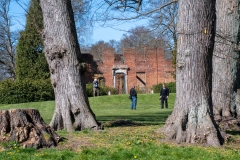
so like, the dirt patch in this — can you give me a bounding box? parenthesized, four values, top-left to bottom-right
(56, 135, 95, 151)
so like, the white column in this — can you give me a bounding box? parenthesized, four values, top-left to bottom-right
(113, 70, 116, 88)
(125, 73, 128, 94)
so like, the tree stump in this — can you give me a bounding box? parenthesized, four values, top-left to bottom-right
(0, 109, 60, 149)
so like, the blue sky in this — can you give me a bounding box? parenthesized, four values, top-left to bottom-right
(10, 1, 147, 44)
(9, 1, 27, 31)
(92, 20, 147, 43)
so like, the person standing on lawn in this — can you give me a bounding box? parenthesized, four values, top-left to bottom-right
(129, 85, 137, 110)
(93, 78, 99, 97)
(159, 83, 169, 109)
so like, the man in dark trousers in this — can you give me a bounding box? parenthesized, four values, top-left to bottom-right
(93, 78, 99, 97)
(159, 83, 169, 109)
(129, 85, 137, 110)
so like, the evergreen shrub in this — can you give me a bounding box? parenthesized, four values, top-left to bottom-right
(152, 82, 176, 93)
(86, 83, 118, 97)
(0, 79, 54, 104)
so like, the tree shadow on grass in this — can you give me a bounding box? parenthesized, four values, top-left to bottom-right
(226, 130, 240, 135)
(96, 110, 172, 127)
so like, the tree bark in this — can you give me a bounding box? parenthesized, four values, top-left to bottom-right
(0, 109, 60, 149)
(39, 0, 100, 132)
(212, 0, 240, 130)
(157, 0, 223, 146)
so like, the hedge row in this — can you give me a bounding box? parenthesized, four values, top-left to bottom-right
(0, 78, 168, 104)
(86, 83, 118, 97)
(0, 79, 54, 104)
(0, 79, 119, 104)
(152, 82, 176, 93)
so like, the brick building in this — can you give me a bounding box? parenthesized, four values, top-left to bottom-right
(82, 47, 175, 94)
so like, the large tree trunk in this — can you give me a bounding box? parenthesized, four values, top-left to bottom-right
(212, 0, 240, 130)
(39, 0, 100, 132)
(157, 0, 223, 146)
(0, 109, 60, 148)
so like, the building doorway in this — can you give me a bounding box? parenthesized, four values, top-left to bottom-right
(115, 73, 125, 94)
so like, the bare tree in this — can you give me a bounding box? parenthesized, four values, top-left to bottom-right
(90, 0, 178, 32)
(71, 0, 93, 45)
(148, 1, 178, 60)
(121, 26, 165, 48)
(108, 39, 122, 54)
(89, 40, 112, 61)
(39, 0, 100, 132)
(119, 25, 168, 60)
(0, 0, 17, 80)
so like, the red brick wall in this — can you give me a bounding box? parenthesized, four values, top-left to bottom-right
(124, 48, 137, 90)
(83, 47, 175, 93)
(145, 48, 158, 88)
(98, 48, 115, 87)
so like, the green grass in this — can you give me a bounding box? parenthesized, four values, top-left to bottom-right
(0, 93, 175, 125)
(1, 93, 240, 160)
(90, 93, 175, 125)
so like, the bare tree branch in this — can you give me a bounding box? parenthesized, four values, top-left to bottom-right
(110, 0, 178, 20)
(0, 0, 16, 80)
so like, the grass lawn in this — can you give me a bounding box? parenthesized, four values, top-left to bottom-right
(0, 93, 240, 160)
(0, 93, 175, 125)
(90, 93, 175, 125)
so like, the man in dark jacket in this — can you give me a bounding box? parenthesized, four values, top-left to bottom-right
(93, 78, 99, 97)
(129, 85, 137, 110)
(159, 83, 169, 109)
